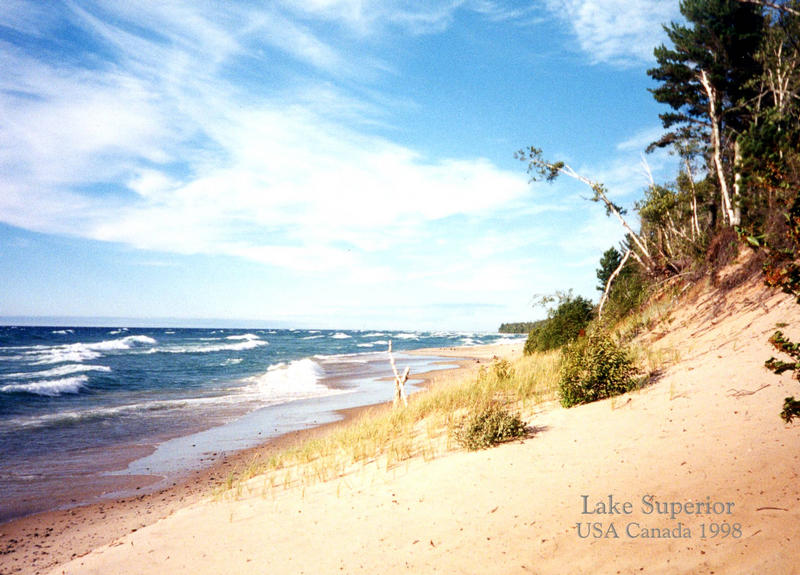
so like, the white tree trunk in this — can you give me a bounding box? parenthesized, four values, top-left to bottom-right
(698, 69, 737, 227)
(598, 249, 631, 319)
(559, 163, 654, 269)
(683, 155, 702, 239)
(388, 341, 409, 408)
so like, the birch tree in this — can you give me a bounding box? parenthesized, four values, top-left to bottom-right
(648, 0, 764, 228)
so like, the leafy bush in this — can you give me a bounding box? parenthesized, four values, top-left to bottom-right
(765, 330, 800, 423)
(454, 403, 525, 450)
(558, 330, 638, 408)
(524, 294, 594, 354)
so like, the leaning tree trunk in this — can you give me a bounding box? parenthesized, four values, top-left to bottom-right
(699, 69, 737, 227)
(683, 155, 702, 240)
(557, 163, 655, 271)
(598, 249, 631, 319)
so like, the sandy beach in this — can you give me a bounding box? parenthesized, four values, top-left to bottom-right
(4, 276, 800, 575)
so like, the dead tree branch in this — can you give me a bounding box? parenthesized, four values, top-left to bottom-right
(388, 340, 410, 408)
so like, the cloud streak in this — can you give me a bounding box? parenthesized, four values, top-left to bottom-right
(542, 0, 681, 66)
(0, 1, 533, 278)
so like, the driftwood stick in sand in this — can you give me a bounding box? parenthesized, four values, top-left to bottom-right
(727, 384, 770, 398)
(388, 340, 410, 408)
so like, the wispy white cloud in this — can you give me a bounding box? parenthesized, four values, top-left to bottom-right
(542, 0, 680, 66)
(0, 1, 533, 279)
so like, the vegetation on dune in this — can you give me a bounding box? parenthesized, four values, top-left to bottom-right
(454, 403, 525, 450)
(523, 292, 594, 354)
(513, 0, 800, 420)
(558, 330, 639, 408)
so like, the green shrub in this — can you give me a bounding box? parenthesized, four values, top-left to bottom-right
(454, 403, 526, 450)
(558, 330, 637, 408)
(524, 294, 594, 354)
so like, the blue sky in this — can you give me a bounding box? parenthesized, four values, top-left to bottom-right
(0, 1, 683, 330)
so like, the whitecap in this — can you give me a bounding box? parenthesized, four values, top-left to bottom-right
(1, 375, 88, 396)
(225, 333, 260, 341)
(244, 358, 340, 403)
(20, 335, 157, 365)
(331, 332, 351, 339)
(302, 335, 324, 340)
(51, 329, 74, 335)
(2, 364, 111, 379)
(154, 339, 268, 354)
(394, 333, 419, 340)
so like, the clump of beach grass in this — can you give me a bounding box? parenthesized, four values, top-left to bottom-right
(216, 349, 561, 500)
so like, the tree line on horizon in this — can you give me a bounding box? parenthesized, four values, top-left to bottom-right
(504, 0, 800, 420)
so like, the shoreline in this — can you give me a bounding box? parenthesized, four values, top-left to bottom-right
(0, 341, 518, 575)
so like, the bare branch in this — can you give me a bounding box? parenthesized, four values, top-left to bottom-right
(598, 249, 631, 319)
(388, 340, 409, 408)
(517, 146, 655, 271)
(737, 0, 800, 16)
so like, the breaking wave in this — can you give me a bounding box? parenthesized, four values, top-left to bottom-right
(1, 375, 89, 396)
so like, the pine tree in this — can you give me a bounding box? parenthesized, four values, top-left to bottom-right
(648, 0, 765, 227)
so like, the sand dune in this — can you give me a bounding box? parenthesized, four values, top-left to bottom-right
(42, 276, 800, 574)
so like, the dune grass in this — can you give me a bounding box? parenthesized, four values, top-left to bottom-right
(217, 286, 682, 502)
(215, 349, 561, 500)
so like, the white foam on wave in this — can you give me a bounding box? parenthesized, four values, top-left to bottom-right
(51, 329, 74, 335)
(153, 338, 268, 354)
(331, 332, 351, 339)
(108, 328, 129, 335)
(313, 352, 373, 365)
(302, 335, 324, 340)
(394, 333, 419, 340)
(492, 336, 526, 345)
(225, 333, 260, 341)
(24, 335, 157, 364)
(0, 395, 236, 431)
(363, 332, 386, 338)
(2, 364, 111, 379)
(245, 359, 347, 405)
(357, 343, 375, 348)
(222, 358, 243, 366)
(1, 375, 88, 396)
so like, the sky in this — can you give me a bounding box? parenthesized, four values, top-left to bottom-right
(0, 0, 684, 331)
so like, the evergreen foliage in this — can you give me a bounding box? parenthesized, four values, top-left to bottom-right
(596, 247, 623, 291)
(595, 244, 649, 323)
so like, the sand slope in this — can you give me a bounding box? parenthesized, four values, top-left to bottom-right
(49, 278, 800, 574)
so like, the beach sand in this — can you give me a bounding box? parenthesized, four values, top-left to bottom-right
(6, 275, 800, 575)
